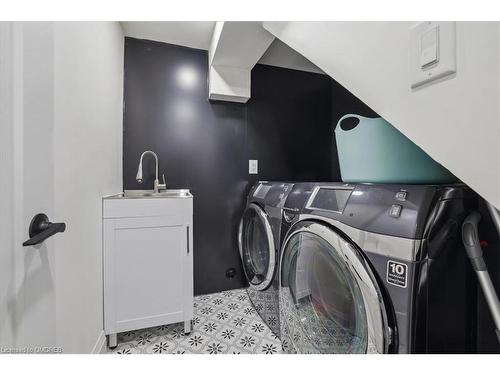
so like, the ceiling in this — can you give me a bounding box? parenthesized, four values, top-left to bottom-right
(259, 39, 324, 74)
(121, 21, 216, 50)
(120, 21, 324, 74)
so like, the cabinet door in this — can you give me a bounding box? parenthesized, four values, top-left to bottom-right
(104, 216, 189, 333)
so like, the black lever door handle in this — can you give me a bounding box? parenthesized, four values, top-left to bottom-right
(23, 213, 66, 247)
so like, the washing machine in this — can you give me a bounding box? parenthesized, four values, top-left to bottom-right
(238, 181, 294, 337)
(279, 182, 477, 354)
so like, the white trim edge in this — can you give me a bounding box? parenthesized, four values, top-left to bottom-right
(91, 330, 107, 354)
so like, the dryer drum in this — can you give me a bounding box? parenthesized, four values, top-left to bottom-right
(238, 203, 276, 291)
(279, 221, 390, 354)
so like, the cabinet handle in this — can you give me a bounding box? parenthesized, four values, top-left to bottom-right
(186, 226, 190, 254)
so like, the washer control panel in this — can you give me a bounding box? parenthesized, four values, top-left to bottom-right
(389, 204, 403, 218)
(395, 191, 408, 201)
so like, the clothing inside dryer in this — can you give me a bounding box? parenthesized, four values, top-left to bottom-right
(284, 231, 368, 353)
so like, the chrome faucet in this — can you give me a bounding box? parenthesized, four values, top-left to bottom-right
(135, 150, 166, 193)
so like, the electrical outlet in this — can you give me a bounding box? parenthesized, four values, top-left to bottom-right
(249, 160, 258, 174)
(225, 268, 236, 279)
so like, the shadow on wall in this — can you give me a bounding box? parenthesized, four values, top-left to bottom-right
(2, 245, 56, 344)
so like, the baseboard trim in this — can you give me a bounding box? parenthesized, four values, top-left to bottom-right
(91, 330, 107, 354)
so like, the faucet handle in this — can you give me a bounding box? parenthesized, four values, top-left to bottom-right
(158, 173, 167, 191)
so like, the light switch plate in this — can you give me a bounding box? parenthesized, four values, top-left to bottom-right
(419, 26, 439, 68)
(249, 160, 258, 174)
(410, 21, 456, 89)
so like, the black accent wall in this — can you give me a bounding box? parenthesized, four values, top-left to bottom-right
(247, 64, 335, 184)
(246, 65, 379, 186)
(123, 38, 247, 295)
(123, 37, 377, 295)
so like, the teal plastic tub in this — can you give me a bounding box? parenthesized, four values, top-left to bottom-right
(335, 114, 457, 184)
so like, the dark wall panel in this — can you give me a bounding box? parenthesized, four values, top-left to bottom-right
(247, 64, 335, 185)
(123, 38, 379, 295)
(246, 64, 379, 187)
(123, 38, 247, 295)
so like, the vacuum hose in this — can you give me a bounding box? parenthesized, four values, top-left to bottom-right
(462, 211, 500, 343)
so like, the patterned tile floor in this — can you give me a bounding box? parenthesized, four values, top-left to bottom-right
(110, 288, 283, 354)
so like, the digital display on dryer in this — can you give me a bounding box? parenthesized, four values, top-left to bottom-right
(253, 184, 272, 199)
(307, 188, 353, 213)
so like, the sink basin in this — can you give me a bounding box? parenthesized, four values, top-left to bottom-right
(121, 189, 191, 199)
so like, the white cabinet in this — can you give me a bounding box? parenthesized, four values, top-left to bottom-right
(102, 193, 193, 347)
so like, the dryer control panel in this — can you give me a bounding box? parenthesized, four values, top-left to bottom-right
(305, 185, 353, 213)
(301, 183, 469, 240)
(342, 184, 437, 239)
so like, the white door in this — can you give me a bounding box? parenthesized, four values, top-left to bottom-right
(0, 22, 59, 353)
(0, 21, 123, 353)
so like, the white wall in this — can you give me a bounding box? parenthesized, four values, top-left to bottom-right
(264, 22, 500, 208)
(52, 22, 124, 353)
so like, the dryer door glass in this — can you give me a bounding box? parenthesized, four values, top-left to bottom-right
(280, 222, 388, 353)
(239, 204, 276, 291)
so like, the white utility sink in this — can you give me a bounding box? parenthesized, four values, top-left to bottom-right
(102, 188, 194, 348)
(115, 189, 192, 199)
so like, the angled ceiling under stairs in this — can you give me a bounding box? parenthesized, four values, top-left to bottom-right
(264, 21, 500, 208)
